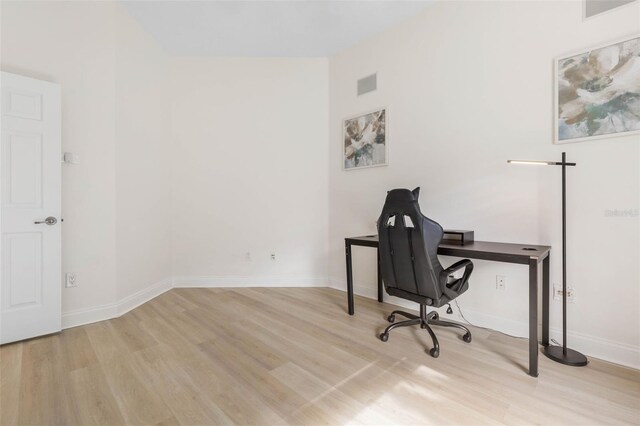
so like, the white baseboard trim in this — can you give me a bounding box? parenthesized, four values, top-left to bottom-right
(328, 277, 640, 370)
(117, 277, 173, 316)
(547, 329, 640, 371)
(455, 307, 640, 369)
(61, 303, 118, 330)
(173, 275, 327, 288)
(63, 275, 325, 329)
(61, 277, 173, 329)
(62, 275, 639, 370)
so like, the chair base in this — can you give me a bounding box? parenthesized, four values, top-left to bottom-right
(379, 304, 471, 358)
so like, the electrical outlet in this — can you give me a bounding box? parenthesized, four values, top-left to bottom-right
(567, 286, 575, 303)
(65, 273, 77, 288)
(496, 275, 506, 290)
(554, 284, 575, 303)
(270, 252, 276, 261)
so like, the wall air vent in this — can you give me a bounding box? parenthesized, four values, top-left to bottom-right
(357, 73, 377, 96)
(585, 0, 637, 18)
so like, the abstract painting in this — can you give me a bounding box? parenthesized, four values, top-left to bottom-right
(555, 35, 640, 143)
(343, 108, 387, 170)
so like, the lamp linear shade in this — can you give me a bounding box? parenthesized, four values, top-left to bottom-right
(507, 160, 556, 165)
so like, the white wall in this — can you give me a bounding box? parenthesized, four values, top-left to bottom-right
(169, 58, 329, 286)
(1, 1, 119, 314)
(1, 1, 329, 323)
(1, 1, 173, 323)
(328, 0, 639, 367)
(114, 6, 172, 301)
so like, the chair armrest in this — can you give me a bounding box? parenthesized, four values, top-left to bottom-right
(440, 259, 474, 286)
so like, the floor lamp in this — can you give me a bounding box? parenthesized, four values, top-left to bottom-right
(508, 152, 588, 367)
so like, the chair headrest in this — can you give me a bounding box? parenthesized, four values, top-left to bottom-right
(385, 187, 420, 204)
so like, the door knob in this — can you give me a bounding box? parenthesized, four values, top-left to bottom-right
(34, 216, 57, 225)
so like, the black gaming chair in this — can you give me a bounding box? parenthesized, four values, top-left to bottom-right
(377, 187, 473, 358)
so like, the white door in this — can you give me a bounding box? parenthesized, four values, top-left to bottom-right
(1, 72, 61, 344)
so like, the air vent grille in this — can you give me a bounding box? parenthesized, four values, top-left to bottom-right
(357, 73, 377, 96)
(585, 0, 636, 18)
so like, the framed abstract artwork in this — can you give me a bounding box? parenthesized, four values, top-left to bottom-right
(554, 34, 640, 144)
(343, 108, 387, 170)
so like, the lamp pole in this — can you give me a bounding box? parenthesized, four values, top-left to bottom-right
(508, 152, 587, 366)
(562, 151, 568, 357)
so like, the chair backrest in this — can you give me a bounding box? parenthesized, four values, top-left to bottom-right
(377, 187, 444, 301)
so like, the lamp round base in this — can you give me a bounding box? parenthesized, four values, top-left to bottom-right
(543, 345, 588, 366)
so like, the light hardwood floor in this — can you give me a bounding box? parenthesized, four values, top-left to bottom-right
(1, 287, 639, 425)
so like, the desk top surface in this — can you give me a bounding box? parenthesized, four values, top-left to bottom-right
(345, 235, 551, 264)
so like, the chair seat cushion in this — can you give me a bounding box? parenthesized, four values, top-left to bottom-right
(385, 279, 469, 308)
(386, 287, 437, 306)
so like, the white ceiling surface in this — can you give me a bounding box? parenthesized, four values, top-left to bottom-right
(120, 1, 435, 57)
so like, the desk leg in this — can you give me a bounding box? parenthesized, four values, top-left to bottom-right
(377, 247, 383, 303)
(346, 242, 354, 315)
(542, 256, 550, 347)
(528, 259, 539, 377)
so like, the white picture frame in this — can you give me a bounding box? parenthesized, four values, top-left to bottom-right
(554, 34, 640, 144)
(342, 107, 388, 170)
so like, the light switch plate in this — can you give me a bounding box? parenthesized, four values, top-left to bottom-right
(63, 152, 80, 164)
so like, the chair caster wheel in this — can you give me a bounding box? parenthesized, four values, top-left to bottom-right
(429, 348, 439, 358)
(387, 314, 395, 323)
(380, 333, 389, 342)
(463, 333, 472, 343)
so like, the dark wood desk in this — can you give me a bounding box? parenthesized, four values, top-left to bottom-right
(345, 235, 551, 377)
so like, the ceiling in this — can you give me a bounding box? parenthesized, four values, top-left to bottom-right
(121, 0, 434, 57)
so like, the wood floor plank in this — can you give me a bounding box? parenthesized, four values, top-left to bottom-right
(270, 361, 399, 425)
(130, 344, 233, 425)
(181, 345, 288, 425)
(109, 313, 160, 354)
(58, 326, 99, 372)
(0, 342, 23, 425)
(198, 337, 307, 419)
(2, 287, 638, 426)
(16, 336, 79, 425)
(66, 364, 126, 425)
(99, 354, 175, 425)
(84, 320, 134, 363)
